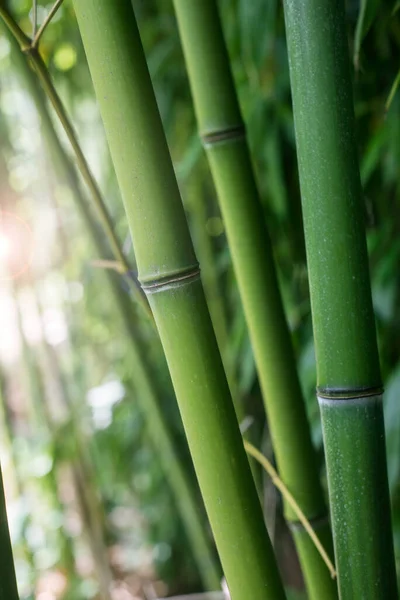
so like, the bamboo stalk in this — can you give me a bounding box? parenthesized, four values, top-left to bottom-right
(72, 1, 286, 598)
(171, 2, 336, 597)
(283, 1, 398, 597)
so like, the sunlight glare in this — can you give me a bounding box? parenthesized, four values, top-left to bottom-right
(0, 234, 11, 260)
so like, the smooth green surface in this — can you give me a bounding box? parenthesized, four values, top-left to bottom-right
(72, 1, 286, 597)
(149, 280, 285, 598)
(4, 25, 221, 590)
(172, 2, 335, 597)
(320, 396, 397, 598)
(283, 0, 398, 596)
(283, 0, 380, 390)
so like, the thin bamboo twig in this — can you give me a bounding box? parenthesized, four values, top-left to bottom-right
(28, 52, 150, 314)
(32, 0, 64, 49)
(32, 0, 37, 37)
(0, 8, 151, 319)
(244, 441, 336, 579)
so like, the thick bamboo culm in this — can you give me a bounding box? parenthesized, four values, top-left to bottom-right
(283, 0, 398, 597)
(171, 2, 336, 598)
(1, 23, 222, 591)
(72, 1, 286, 598)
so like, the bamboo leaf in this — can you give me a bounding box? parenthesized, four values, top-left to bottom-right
(354, 0, 380, 70)
(384, 365, 400, 492)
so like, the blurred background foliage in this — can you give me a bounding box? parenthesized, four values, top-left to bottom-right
(0, 0, 399, 598)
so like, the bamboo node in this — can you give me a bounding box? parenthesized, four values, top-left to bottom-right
(141, 265, 201, 294)
(317, 385, 384, 400)
(201, 124, 246, 147)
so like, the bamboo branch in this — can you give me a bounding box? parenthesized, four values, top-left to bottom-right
(32, 0, 37, 37)
(244, 441, 336, 580)
(32, 0, 64, 49)
(0, 7, 152, 320)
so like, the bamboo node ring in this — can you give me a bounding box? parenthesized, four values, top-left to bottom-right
(317, 385, 384, 400)
(141, 265, 201, 293)
(201, 124, 246, 147)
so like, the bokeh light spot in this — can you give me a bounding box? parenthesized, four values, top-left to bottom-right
(53, 43, 77, 71)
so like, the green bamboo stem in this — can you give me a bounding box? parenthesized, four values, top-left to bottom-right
(185, 182, 263, 492)
(3, 23, 222, 589)
(171, 2, 335, 597)
(72, 2, 286, 598)
(185, 179, 243, 415)
(186, 183, 230, 378)
(283, 1, 398, 597)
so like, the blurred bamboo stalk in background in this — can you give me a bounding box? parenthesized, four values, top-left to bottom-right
(32, 286, 114, 600)
(71, 0, 286, 598)
(171, 2, 336, 598)
(11, 280, 78, 577)
(283, 0, 398, 597)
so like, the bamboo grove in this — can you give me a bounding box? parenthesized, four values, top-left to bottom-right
(0, 0, 399, 599)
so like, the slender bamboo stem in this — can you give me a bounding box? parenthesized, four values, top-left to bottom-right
(184, 179, 243, 420)
(72, 2, 286, 598)
(171, 3, 336, 598)
(283, 1, 398, 597)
